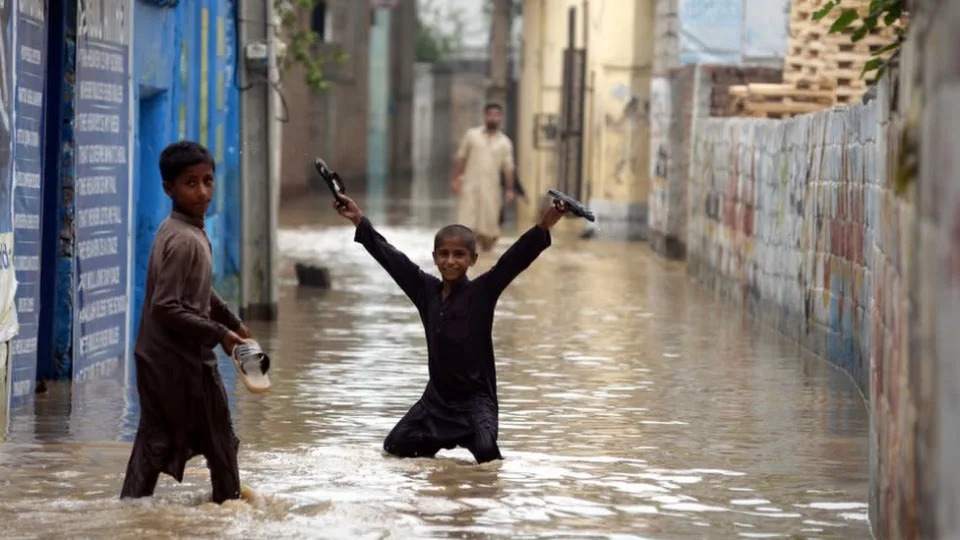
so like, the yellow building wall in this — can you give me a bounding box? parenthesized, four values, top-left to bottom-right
(517, 0, 654, 232)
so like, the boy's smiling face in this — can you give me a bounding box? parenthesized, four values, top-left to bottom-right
(433, 236, 478, 283)
(164, 162, 214, 218)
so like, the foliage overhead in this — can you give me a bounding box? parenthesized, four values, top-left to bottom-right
(811, 0, 908, 85)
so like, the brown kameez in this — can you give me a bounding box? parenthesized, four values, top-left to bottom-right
(120, 210, 243, 503)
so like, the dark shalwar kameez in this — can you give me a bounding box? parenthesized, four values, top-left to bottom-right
(120, 210, 243, 503)
(354, 216, 551, 463)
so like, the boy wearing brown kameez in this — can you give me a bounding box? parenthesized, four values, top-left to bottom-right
(120, 142, 249, 503)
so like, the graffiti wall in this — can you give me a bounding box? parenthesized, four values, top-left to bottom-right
(685, 73, 936, 538)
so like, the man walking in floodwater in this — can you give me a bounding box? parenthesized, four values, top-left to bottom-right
(451, 102, 516, 252)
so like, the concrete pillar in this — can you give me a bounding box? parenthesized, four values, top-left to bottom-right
(913, 1, 960, 538)
(488, 0, 511, 106)
(516, 0, 545, 228)
(238, 0, 278, 320)
(366, 8, 391, 200)
(389, 0, 416, 184)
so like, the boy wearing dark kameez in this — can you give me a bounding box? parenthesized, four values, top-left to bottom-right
(121, 142, 249, 503)
(334, 194, 567, 463)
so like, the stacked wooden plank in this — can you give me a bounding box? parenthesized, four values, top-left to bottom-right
(727, 82, 837, 119)
(785, 0, 904, 106)
(725, 0, 904, 119)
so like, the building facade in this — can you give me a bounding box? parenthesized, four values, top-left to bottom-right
(279, 0, 415, 199)
(1, 0, 242, 421)
(516, 0, 656, 238)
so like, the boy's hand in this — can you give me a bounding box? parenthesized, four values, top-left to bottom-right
(537, 201, 567, 230)
(334, 194, 364, 226)
(237, 323, 252, 339)
(221, 330, 246, 356)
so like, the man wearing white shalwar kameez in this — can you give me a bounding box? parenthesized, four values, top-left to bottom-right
(451, 103, 516, 252)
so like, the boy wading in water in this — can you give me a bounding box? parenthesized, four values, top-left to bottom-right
(334, 194, 567, 463)
(121, 142, 250, 503)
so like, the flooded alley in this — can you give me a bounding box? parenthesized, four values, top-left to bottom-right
(0, 194, 870, 539)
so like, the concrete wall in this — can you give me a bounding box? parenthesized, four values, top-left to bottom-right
(648, 65, 784, 260)
(687, 81, 903, 538)
(389, 1, 416, 183)
(688, 102, 884, 391)
(910, 1, 960, 538)
(418, 59, 488, 188)
(280, 0, 370, 198)
(686, 0, 960, 531)
(652, 0, 679, 76)
(412, 63, 434, 180)
(647, 66, 695, 259)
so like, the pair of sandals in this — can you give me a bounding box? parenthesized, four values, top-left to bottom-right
(316, 157, 597, 223)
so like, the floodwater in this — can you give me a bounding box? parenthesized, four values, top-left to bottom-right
(0, 189, 870, 539)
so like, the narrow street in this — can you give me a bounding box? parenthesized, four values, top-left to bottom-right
(0, 184, 870, 538)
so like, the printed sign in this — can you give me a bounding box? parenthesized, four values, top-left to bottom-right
(10, 0, 49, 406)
(73, 0, 133, 383)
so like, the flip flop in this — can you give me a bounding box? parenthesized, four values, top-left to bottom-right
(231, 341, 271, 393)
(314, 157, 347, 208)
(547, 188, 596, 221)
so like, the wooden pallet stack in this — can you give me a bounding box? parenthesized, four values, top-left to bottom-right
(727, 82, 837, 119)
(726, 0, 904, 119)
(785, 0, 903, 106)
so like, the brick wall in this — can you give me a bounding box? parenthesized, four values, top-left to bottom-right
(686, 78, 913, 536)
(681, 2, 959, 537)
(684, 40, 960, 533)
(648, 65, 784, 259)
(707, 66, 782, 117)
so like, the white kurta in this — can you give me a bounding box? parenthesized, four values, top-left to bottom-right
(455, 126, 515, 238)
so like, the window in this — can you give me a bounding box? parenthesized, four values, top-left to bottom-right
(311, 1, 328, 42)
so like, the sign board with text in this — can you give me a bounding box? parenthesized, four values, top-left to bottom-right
(10, 0, 50, 407)
(73, 0, 134, 384)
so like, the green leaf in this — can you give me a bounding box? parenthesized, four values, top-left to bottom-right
(852, 25, 871, 42)
(876, 39, 902, 56)
(884, 6, 903, 26)
(861, 57, 883, 75)
(867, 64, 888, 85)
(812, 0, 838, 21)
(830, 9, 860, 33)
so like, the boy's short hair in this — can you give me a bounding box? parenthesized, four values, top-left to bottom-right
(484, 102, 503, 113)
(159, 141, 215, 183)
(434, 224, 477, 254)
